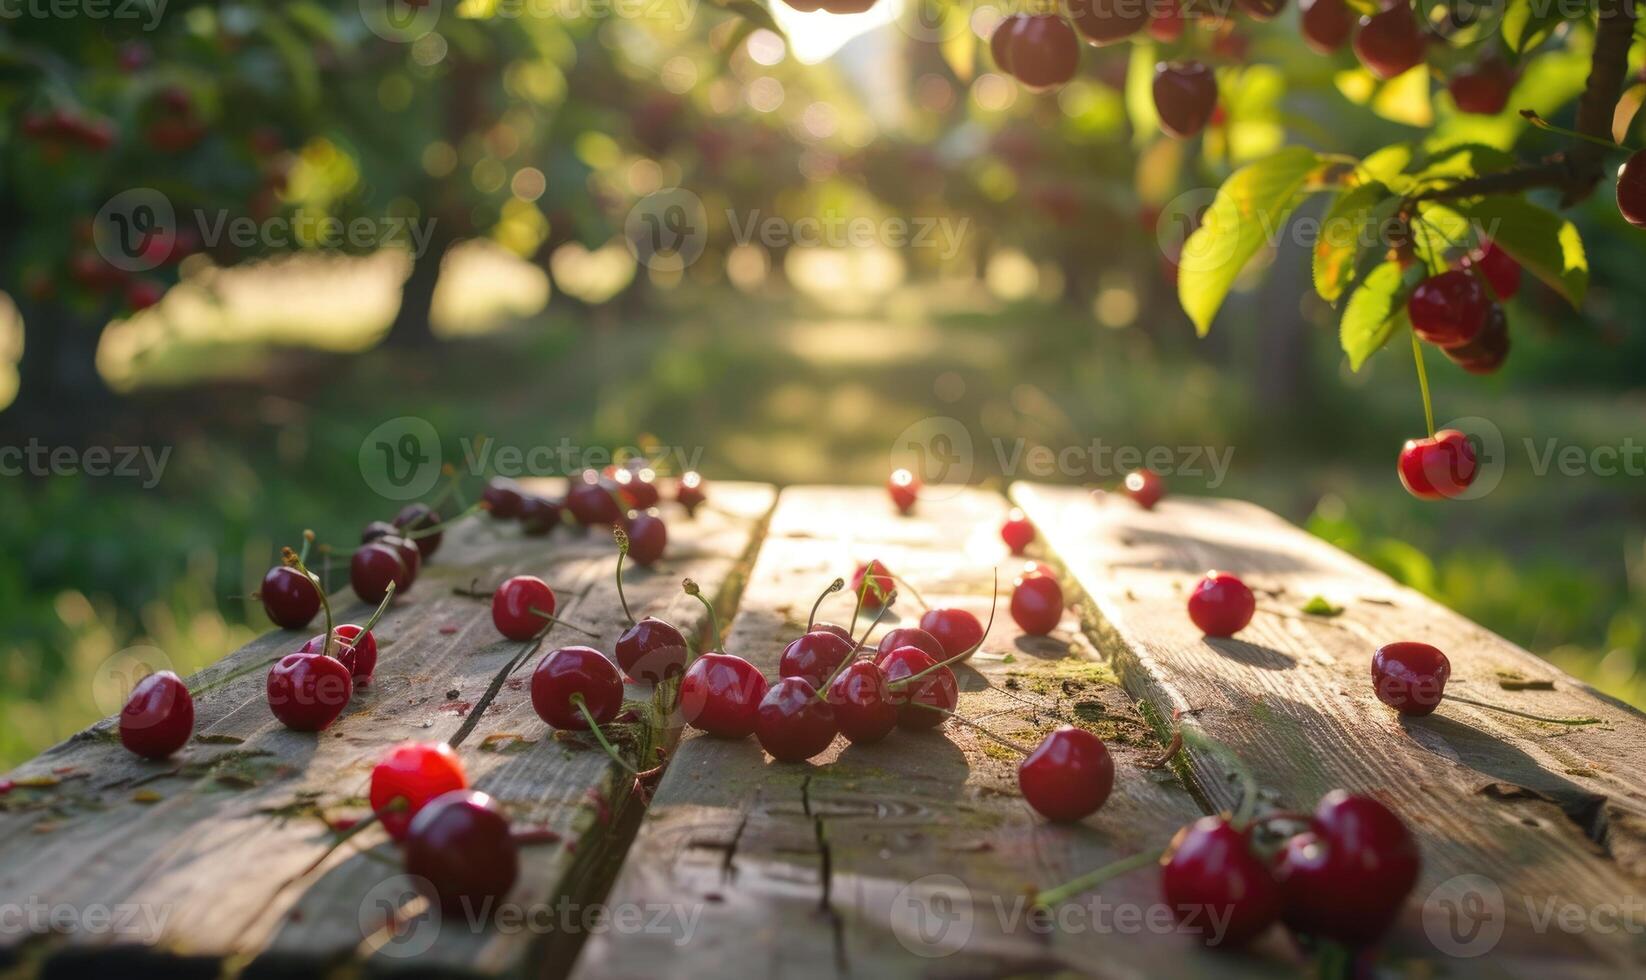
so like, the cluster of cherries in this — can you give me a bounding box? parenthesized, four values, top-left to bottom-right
(20, 105, 117, 154)
(1406, 238, 1519, 376)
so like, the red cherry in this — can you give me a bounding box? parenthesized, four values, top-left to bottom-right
(119, 671, 194, 759)
(755, 677, 838, 762)
(1122, 468, 1165, 509)
(518, 496, 562, 537)
(261, 565, 321, 629)
(676, 471, 707, 516)
(1146, 1, 1184, 43)
(614, 466, 661, 509)
(624, 512, 667, 566)
(1371, 641, 1451, 716)
(851, 560, 895, 610)
(300, 626, 377, 682)
(1068, 0, 1148, 46)
(880, 647, 958, 731)
(1005, 15, 1080, 92)
(810, 622, 856, 645)
(1018, 727, 1113, 822)
(491, 575, 556, 642)
(1353, 5, 1426, 81)
(887, 468, 920, 514)
(1187, 571, 1256, 637)
(1620, 149, 1646, 228)
(362, 521, 398, 544)
(370, 742, 468, 842)
(125, 278, 164, 311)
(1161, 816, 1281, 946)
(1300, 0, 1354, 53)
(990, 14, 1024, 73)
(1443, 303, 1509, 375)
(1010, 574, 1063, 636)
(680, 652, 769, 738)
(393, 503, 443, 557)
(874, 627, 944, 664)
(1001, 508, 1035, 555)
(825, 661, 899, 744)
(616, 617, 688, 683)
(404, 790, 519, 915)
(1397, 428, 1478, 500)
(266, 651, 353, 731)
(531, 646, 624, 730)
(1462, 240, 1521, 301)
(567, 471, 624, 527)
(1153, 61, 1218, 140)
(1020, 559, 1058, 580)
(918, 607, 984, 661)
(1274, 792, 1420, 946)
(1449, 57, 1514, 115)
(1237, 0, 1286, 20)
(377, 534, 422, 585)
(482, 477, 525, 519)
(779, 631, 855, 689)
(1408, 270, 1488, 348)
(351, 542, 409, 606)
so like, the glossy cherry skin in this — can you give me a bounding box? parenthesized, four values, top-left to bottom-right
(491, 575, 556, 641)
(1371, 641, 1451, 716)
(1449, 58, 1514, 115)
(266, 652, 353, 731)
(1187, 571, 1256, 637)
(887, 468, 920, 514)
(1444, 303, 1509, 375)
(616, 616, 689, 683)
(1123, 468, 1164, 510)
(990, 13, 1024, 73)
(1620, 149, 1646, 228)
(880, 647, 958, 731)
(532, 646, 624, 730)
(370, 741, 468, 842)
(1153, 62, 1218, 140)
(1353, 5, 1425, 81)
(1010, 574, 1063, 636)
(625, 512, 667, 567)
(1005, 15, 1080, 92)
(1067, 0, 1148, 47)
(826, 661, 899, 744)
(779, 631, 856, 689)
(1397, 429, 1478, 500)
(755, 677, 838, 762)
(676, 472, 707, 516)
(300, 626, 376, 682)
(1000, 510, 1035, 556)
(567, 472, 624, 528)
(1161, 816, 1281, 947)
(1463, 240, 1521, 301)
(518, 496, 562, 537)
(119, 671, 195, 759)
(351, 542, 409, 606)
(379, 534, 422, 586)
(919, 607, 984, 662)
(851, 560, 895, 609)
(615, 467, 661, 509)
(1300, 0, 1354, 54)
(810, 622, 856, 645)
(482, 477, 525, 520)
(1274, 791, 1420, 946)
(1409, 270, 1489, 348)
(393, 503, 443, 558)
(404, 790, 519, 915)
(680, 653, 769, 738)
(361, 520, 398, 544)
(261, 565, 321, 629)
(875, 627, 944, 664)
(1018, 727, 1113, 822)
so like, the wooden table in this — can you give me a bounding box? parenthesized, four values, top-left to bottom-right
(3, 482, 1643, 977)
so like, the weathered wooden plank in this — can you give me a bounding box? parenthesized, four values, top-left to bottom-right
(1012, 482, 1646, 970)
(0, 481, 776, 976)
(571, 487, 1270, 978)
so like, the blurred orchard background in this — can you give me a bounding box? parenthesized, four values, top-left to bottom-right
(2, 1, 1645, 766)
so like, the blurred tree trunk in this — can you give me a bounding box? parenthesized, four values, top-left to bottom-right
(383, 235, 452, 349)
(4, 300, 113, 436)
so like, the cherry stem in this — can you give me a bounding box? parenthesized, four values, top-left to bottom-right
(191, 654, 283, 697)
(1178, 726, 1261, 828)
(887, 573, 930, 611)
(1447, 693, 1602, 726)
(288, 549, 334, 660)
(1410, 331, 1436, 439)
(806, 578, 845, 631)
(1521, 109, 1629, 151)
(613, 526, 635, 626)
(814, 590, 896, 702)
(404, 501, 483, 540)
(1031, 849, 1162, 908)
(887, 569, 998, 689)
(528, 607, 599, 638)
(359, 580, 396, 635)
(571, 693, 638, 774)
(683, 578, 721, 655)
(427, 464, 462, 510)
(297, 530, 315, 566)
(908, 702, 1032, 755)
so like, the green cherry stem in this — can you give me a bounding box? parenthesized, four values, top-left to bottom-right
(613, 526, 635, 626)
(297, 529, 315, 565)
(359, 580, 396, 635)
(813, 590, 897, 703)
(1521, 109, 1633, 152)
(683, 578, 722, 656)
(571, 693, 638, 774)
(1447, 693, 1601, 726)
(1179, 725, 1261, 828)
(288, 548, 335, 659)
(528, 607, 600, 638)
(806, 578, 845, 631)
(1032, 849, 1163, 909)
(1410, 331, 1436, 439)
(907, 702, 1032, 754)
(404, 501, 484, 540)
(887, 569, 998, 689)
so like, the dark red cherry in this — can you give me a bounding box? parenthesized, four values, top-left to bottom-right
(851, 560, 895, 610)
(351, 541, 409, 606)
(1005, 15, 1080, 92)
(1274, 791, 1420, 946)
(1123, 468, 1164, 509)
(1067, 0, 1148, 47)
(567, 471, 624, 528)
(755, 677, 838, 762)
(531, 646, 624, 730)
(1300, 0, 1354, 53)
(482, 477, 525, 519)
(1371, 641, 1451, 716)
(266, 651, 353, 731)
(392, 502, 443, 558)
(1443, 303, 1509, 375)
(404, 790, 518, 915)
(1153, 61, 1218, 140)
(1353, 5, 1426, 81)
(887, 468, 920, 514)
(1620, 149, 1646, 228)
(779, 630, 856, 689)
(880, 647, 958, 731)
(1010, 574, 1063, 637)
(1462, 240, 1521, 301)
(1001, 508, 1035, 555)
(300, 627, 375, 682)
(119, 671, 194, 759)
(370, 741, 468, 842)
(874, 627, 944, 664)
(676, 471, 707, 516)
(1408, 270, 1488, 348)
(679, 652, 769, 738)
(378, 534, 422, 585)
(261, 565, 321, 629)
(491, 575, 556, 642)
(810, 622, 856, 645)
(361, 520, 398, 544)
(1397, 428, 1478, 500)
(1187, 571, 1256, 637)
(614, 466, 661, 509)
(1236, 0, 1286, 20)
(918, 607, 984, 661)
(616, 617, 689, 683)
(1018, 726, 1113, 822)
(826, 661, 899, 744)
(624, 512, 667, 567)
(1449, 57, 1514, 115)
(990, 13, 1024, 73)
(1161, 816, 1281, 946)
(518, 496, 562, 536)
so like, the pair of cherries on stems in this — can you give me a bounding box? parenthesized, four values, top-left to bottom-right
(268, 556, 403, 732)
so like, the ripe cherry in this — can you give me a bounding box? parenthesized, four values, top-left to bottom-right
(300, 625, 374, 681)
(1449, 57, 1514, 115)
(875, 627, 944, 663)
(676, 471, 707, 516)
(612, 527, 689, 683)
(1146, 1, 1184, 43)
(361, 520, 397, 544)
(404, 790, 519, 915)
(880, 647, 959, 731)
(1444, 303, 1509, 375)
(267, 651, 353, 731)
(1620, 149, 1646, 228)
(755, 677, 838, 762)
(1397, 428, 1478, 500)
(811, 622, 856, 645)
(119, 671, 195, 759)
(887, 468, 920, 514)
(351, 541, 409, 606)
(378, 534, 422, 585)
(624, 512, 667, 567)
(826, 661, 899, 744)
(1274, 791, 1420, 946)
(1001, 508, 1035, 555)
(1018, 727, 1113, 822)
(852, 560, 895, 610)
(567, 471, 624, 528)
(1300, 0, 1354, 53)
(990, 13, 1024, 73)
(531, 646, 624, 730)
(1122, 468, 1165, 510)
(518, 496, 562, 537)
(1353, 5, 1426, 81)
(1153, 62, 1218, 140)
(1187, 571, 1256, 637)
(482, 477, 525, 520)
(614, 465, 661, 509)
(1011, 573, 1063, 637)
(261, 565, 321, 629)
(492, 575, 556, 642)
(919, 607, 985, 662)
(1408, 270, 1489, 348)
(1067, 0, 1148, 47)
(1462, 240, 1521, 301)
(392, 502, 443, 558)
(780, 630, 855, 689)
(1371, 641, 1450, 716)
(1003, 15, 1081, 92)
(1161, 816, 1281, 946)
(680, 652, 769, 738)
(370, 741, 468, 842)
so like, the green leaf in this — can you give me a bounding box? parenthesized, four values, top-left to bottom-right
(1501, 0, 1563, 55)
(1301, 596, 1345, 616)
(715, 0, 785, 38)
(1360, 144, 1416, 190)
(1340, 261, 1418, 371)
(1411, 201, 1472, 268)
(1179, 146, 1321, 335)
(1314, 182, 1389, 303)
(1125, 40, 1159, 145)
(1451, 197, 1588, 308)
(1615, 82, 1646, 145)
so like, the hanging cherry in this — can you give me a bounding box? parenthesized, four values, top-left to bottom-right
(1449, 57, 1515, 115)
(1153, 62, 1218, 140)
(1353, 4, 1426, 81)
(1067, 0, 1148, 47)
(1300, 0, 1354, 53)
(1617, 149, 1646, 228)
(1408, 270, 1489, 348)
(1397, 428, 1478, 500)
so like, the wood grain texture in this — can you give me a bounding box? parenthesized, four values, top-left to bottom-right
(572, 487, 1280, 979)
(1012, 483, 1646, 972)
(0, 481, 776, 977)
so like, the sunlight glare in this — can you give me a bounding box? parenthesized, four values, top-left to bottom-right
(770, 0, 903, 65)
